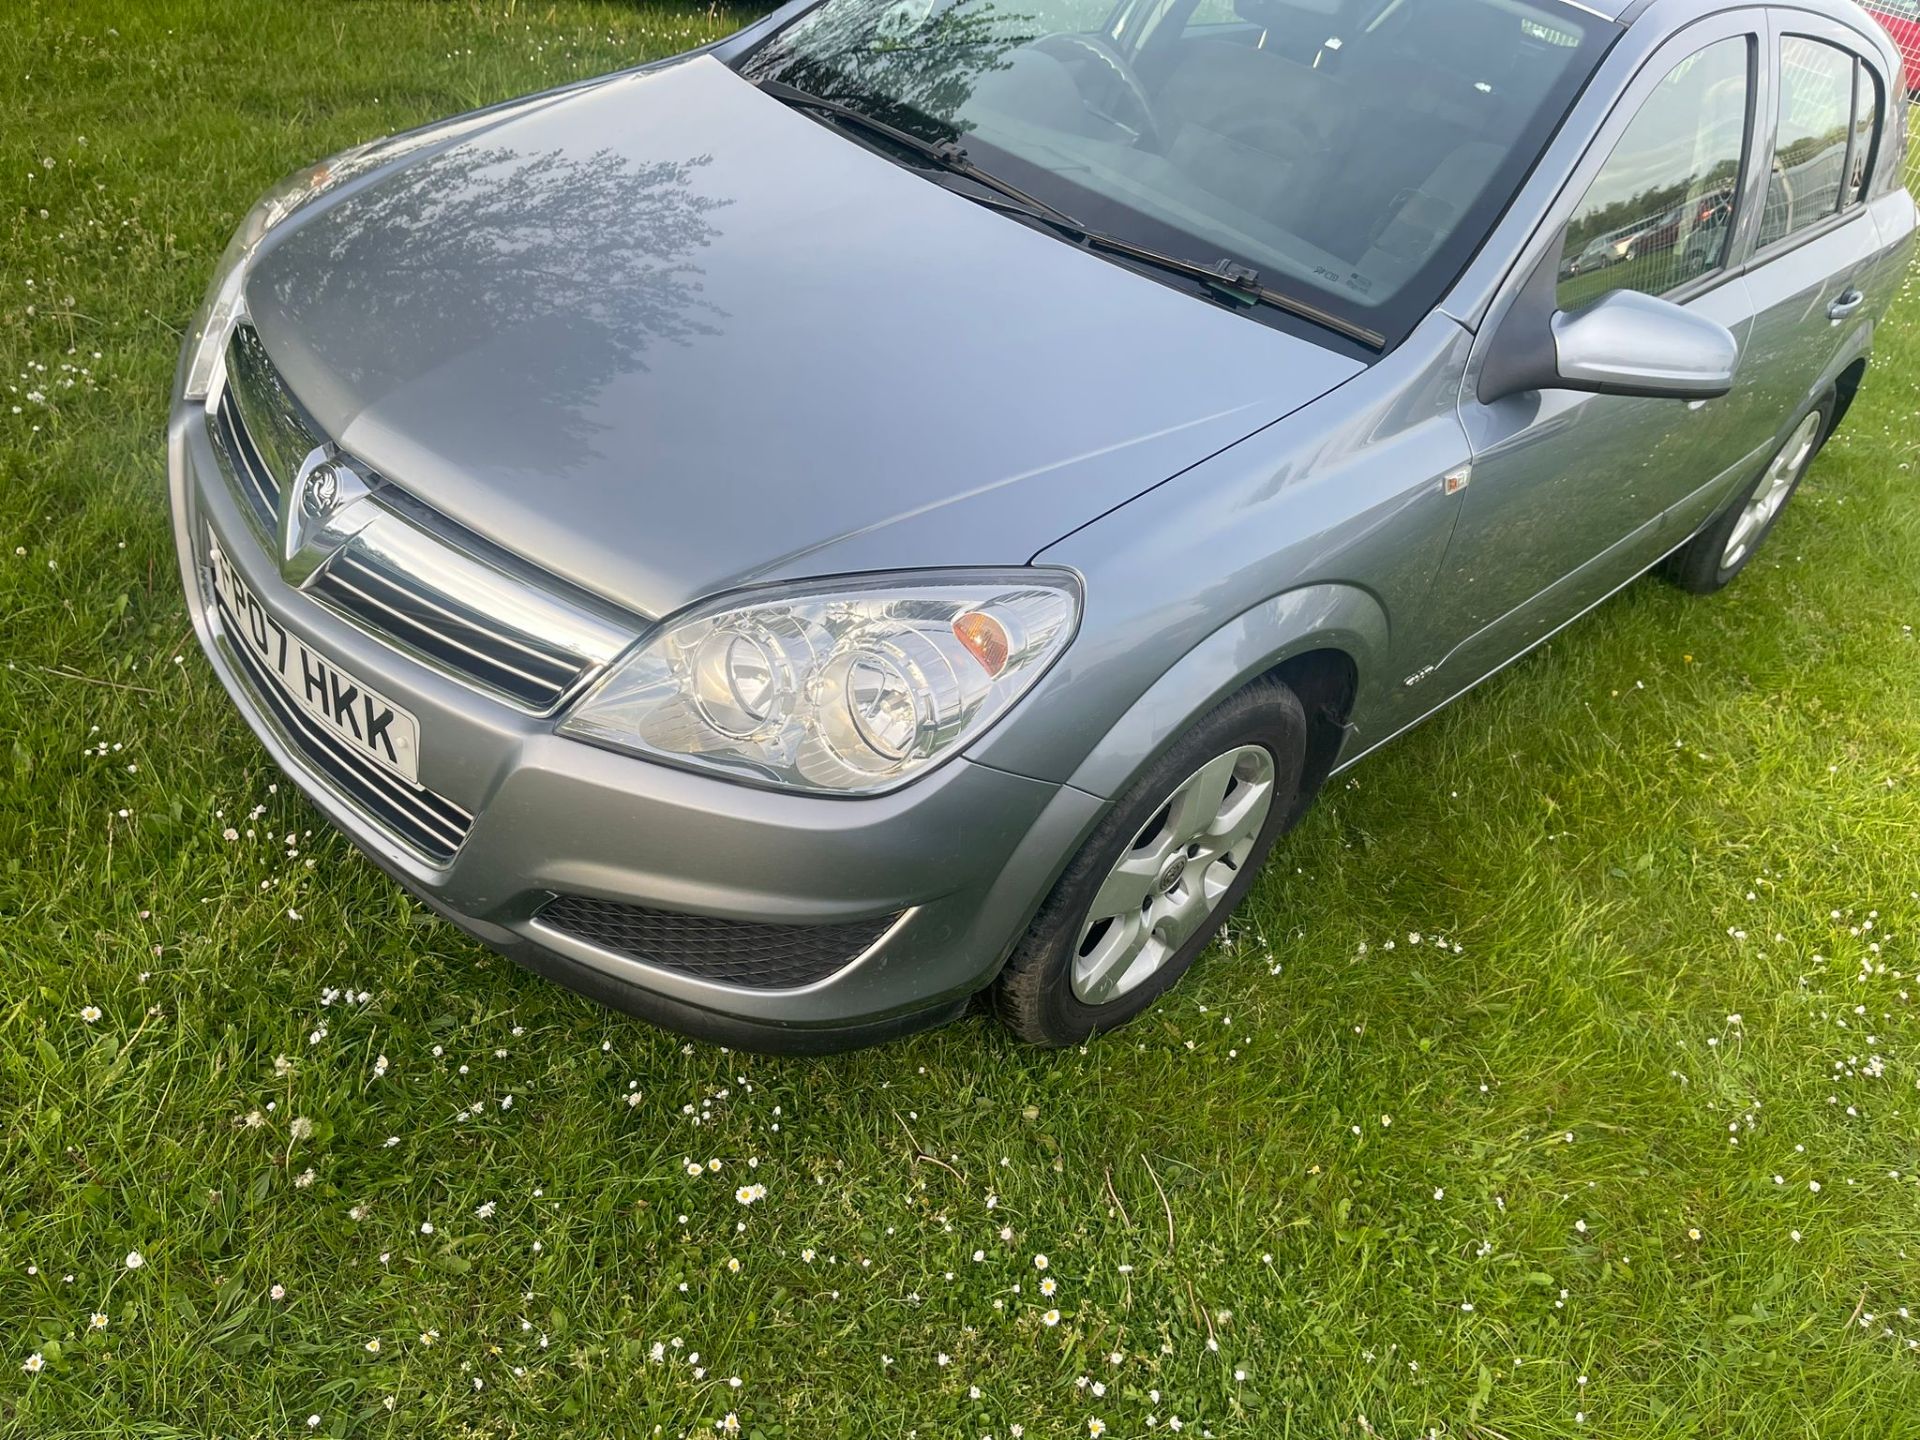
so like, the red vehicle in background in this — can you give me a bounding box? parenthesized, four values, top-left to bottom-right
(1864, 0, 1920, 95)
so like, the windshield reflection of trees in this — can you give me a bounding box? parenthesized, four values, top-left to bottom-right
(740, 0, 1042, 137)
(259, 143, 730, 467)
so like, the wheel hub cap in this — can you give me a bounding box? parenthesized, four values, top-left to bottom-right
(1070, 743, 1277, 1005)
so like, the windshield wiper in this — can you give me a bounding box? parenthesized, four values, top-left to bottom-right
(980, 195, 1386, 350)
(754, 77, 1384, 351)
(754, 80, 1080, 222)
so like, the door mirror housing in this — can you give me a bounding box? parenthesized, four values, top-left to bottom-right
(1478, 245, 1740, 405)
(1548, 290, 1738, 400)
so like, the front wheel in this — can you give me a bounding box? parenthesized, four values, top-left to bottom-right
(993, 678, 1307, 1045)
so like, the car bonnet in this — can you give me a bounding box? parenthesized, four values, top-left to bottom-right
(241, 55, 1365, 618)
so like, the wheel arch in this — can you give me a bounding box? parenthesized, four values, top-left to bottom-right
(1267, 646, 1359, 828)
(1829, 355, 1869, 438)
(1061, 582, 1383, 806)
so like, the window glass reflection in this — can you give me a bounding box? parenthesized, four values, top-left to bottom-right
(1556, 37, 1748, 310)
(1757, 37, 1855, 247)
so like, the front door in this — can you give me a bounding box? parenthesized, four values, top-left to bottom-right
(1419, 22, 1764, 700)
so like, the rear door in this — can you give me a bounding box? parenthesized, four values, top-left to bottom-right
(1703, 12, 1887, 535)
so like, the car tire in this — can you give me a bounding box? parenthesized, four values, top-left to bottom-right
(992, 677, 1307, 1046)
(1665, 394, 1833, 595)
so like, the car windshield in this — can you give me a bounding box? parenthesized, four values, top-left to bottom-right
(737, 0, 1612, 348)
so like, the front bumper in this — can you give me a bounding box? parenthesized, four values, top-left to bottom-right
(168, 400, 1106, 1049)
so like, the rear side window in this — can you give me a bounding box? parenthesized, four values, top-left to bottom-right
(1756, 37, 1866, 246)
(1844, 61, 1880, 205)
(1556, 37, 1751, 310)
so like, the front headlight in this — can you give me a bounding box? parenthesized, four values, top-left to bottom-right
(559, 572, 1080, 795)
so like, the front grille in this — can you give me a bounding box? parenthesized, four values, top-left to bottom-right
(209, 323, 323, 537)
(204, 322, 638, 713)
(218, 598, 475, 865)
(536, 894, 903, 989)
(208, 386, 280, 533)
(309, 527, 600, 711)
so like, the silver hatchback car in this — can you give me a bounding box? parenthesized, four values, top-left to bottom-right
(170, 0, 1914, 1049)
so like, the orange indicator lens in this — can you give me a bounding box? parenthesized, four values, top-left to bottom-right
(952, 611, 1010, 676)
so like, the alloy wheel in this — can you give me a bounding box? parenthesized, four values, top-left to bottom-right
(1070, 744, 1275, 1004)
(1722, 410, 1822, 570)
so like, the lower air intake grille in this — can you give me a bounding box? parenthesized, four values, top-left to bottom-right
(220, 607, 474, 865)
(537, 895, 901, 989)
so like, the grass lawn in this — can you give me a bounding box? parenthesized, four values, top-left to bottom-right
(4, 2, 1920, 1435)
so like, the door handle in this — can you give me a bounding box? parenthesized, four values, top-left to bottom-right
(1827, 288, 1866, 321)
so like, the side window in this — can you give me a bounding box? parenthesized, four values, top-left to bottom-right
(1844, 61, 1880, 206)
(1756, 38, 1858, 247)
(1557, 38, 1751, 311)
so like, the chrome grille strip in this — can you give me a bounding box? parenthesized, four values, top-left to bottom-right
(323, 560, 573, 688)
(351, 511, 635, 672)
(209, 388, 280, 532)
(318, 554, 580, 702)
(329, 549, 592, 675)
(307, 508, 634, 712)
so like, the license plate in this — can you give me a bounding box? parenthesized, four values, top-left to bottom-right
(206, 528, 422, 783)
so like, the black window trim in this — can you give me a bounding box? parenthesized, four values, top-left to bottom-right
(1839, 46, 1883, 205)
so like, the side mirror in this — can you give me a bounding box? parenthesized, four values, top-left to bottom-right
(1477, 245, 1739, 405)
(1549, 290, 1738, 400)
